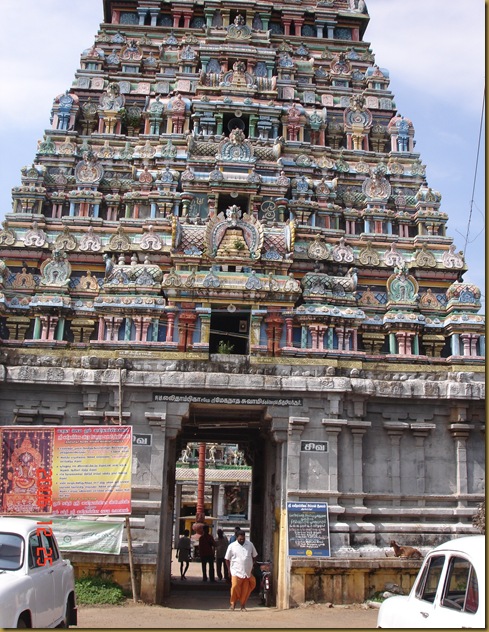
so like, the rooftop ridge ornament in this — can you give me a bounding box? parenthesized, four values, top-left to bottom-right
(40, 249, 71, 288)
(386, 265, 419, 305)
(75, 151, 104, 185)
(205, 206, 264, 259)
(217, 129, 255, 162)
(362, 165, 391, 201)
(226, 14, 251, 39)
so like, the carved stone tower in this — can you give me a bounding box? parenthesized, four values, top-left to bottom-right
(0, 0, 484, 608)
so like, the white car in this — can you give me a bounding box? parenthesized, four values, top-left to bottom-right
(0, 517, 77, 628)
(377, 535, 485, 628)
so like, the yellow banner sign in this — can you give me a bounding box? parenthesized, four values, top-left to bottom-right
(0, 426, 132, 515)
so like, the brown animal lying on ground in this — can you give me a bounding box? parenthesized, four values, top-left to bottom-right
(390, 540, 423, 559)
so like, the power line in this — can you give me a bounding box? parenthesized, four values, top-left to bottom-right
(463, 87, 485, 255)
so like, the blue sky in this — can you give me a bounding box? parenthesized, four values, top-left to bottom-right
(0, 0, 484, 310)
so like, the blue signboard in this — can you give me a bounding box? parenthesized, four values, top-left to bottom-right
(287, 501, 330, 557)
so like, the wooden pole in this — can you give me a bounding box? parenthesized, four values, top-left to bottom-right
(118, 367, 123, 425)
(119, 367, 137, 603)
(196, 442, 206, 524)
(125, 516, 138, 603)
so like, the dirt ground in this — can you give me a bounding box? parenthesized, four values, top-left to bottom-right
(77, 562, 378, 629)
(76, 599, 379, 629)
(75, 558, 379, 629)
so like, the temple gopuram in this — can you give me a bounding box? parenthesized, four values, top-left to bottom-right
(0, 0, 484, 608)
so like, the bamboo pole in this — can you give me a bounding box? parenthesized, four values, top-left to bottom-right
(119, 367, 137, 603)
(126, 516, 138, 603)
(118, 367, 123, 425)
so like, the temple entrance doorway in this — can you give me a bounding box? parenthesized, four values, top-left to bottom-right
(169, 405, 275, 594)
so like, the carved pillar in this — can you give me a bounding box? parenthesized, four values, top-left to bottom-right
(6, 316, 30, 341)
(38, 316, 48, 340)
(98, 316, 107, 341)
(265, 310, 283, 356)
(71, 318, 95, 343)
(349, 421, 371, 505)
(149, 8, 159, 26)
(250, 309, 265, 351)
(284, 317, 293, 348)
(449, 423, 475, 507)
(460, 334, 471, 356)
(328, 393, 342, 419)
(293, 17, 304, 34)
(310, 325, 319, 351)
(132, 316, 142, 342)
(174, 483, 183, 543)
(395, 331, 406, 355)
(287, 417, 309, 492)
(362, 331, 385, 355)
(321, 418, 347, 500)
(410, 423, 436, 504)
(317, 326, 327, 351)
(112, 317, 123, 341)
(406, 332, 415, 355)
(270, 418, 289, 610)
(151, 404, 186, 604)
(282, 18, 291, 36)
(470, 334, 479, 356)
(166, 312, 175, 342)
(44, 316, 58, 341)
(349, 328, 357, 351)
(137, 8, 146, 25)
(141, 317, 151, 342)
(182, 10, 192, 28)
(153, 412, 176, 599)
(383, 422, 409, 504)
(336, 326, 344, 351)
(218, 484, 226, 516)
(196, 308, 211, 347)
(177, 308, 197, 351)
(211, 484, 220, 522)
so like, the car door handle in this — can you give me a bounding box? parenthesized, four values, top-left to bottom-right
(420, 612, 429, 618)
(48, 569, 54, 574)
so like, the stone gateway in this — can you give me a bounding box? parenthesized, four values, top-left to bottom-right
(0, 0, 484, 610)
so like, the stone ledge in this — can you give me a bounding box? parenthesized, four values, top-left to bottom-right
(290, 557, 422, 570)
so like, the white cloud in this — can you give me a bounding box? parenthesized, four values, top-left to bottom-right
(366, 0, 485, 114)
(0, 0, 101, 127)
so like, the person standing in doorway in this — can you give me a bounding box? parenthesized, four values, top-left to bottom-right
(176, 529, 192, 580)
(198, 524, 216, 582)
(225, 529, 258, 611)
(215, 528, 229, 581)
(228, 525, 240, 544)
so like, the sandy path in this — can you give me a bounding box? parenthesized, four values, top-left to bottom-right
(77, 597, 379, 629)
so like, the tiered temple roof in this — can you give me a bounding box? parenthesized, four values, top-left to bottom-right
(0, 0, 484, 362)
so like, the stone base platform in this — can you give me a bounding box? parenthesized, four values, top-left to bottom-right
(66, 551, 422, 606)
(289, 557, 422, 606)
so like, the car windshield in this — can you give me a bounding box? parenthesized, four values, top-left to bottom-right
(0, 532, 24, 570)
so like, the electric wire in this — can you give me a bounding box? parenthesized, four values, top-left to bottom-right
(463, 87, 485, 255)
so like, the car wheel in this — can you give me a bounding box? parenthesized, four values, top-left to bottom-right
(17, 618, 28, 628)
(60, 597, 75, 628)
